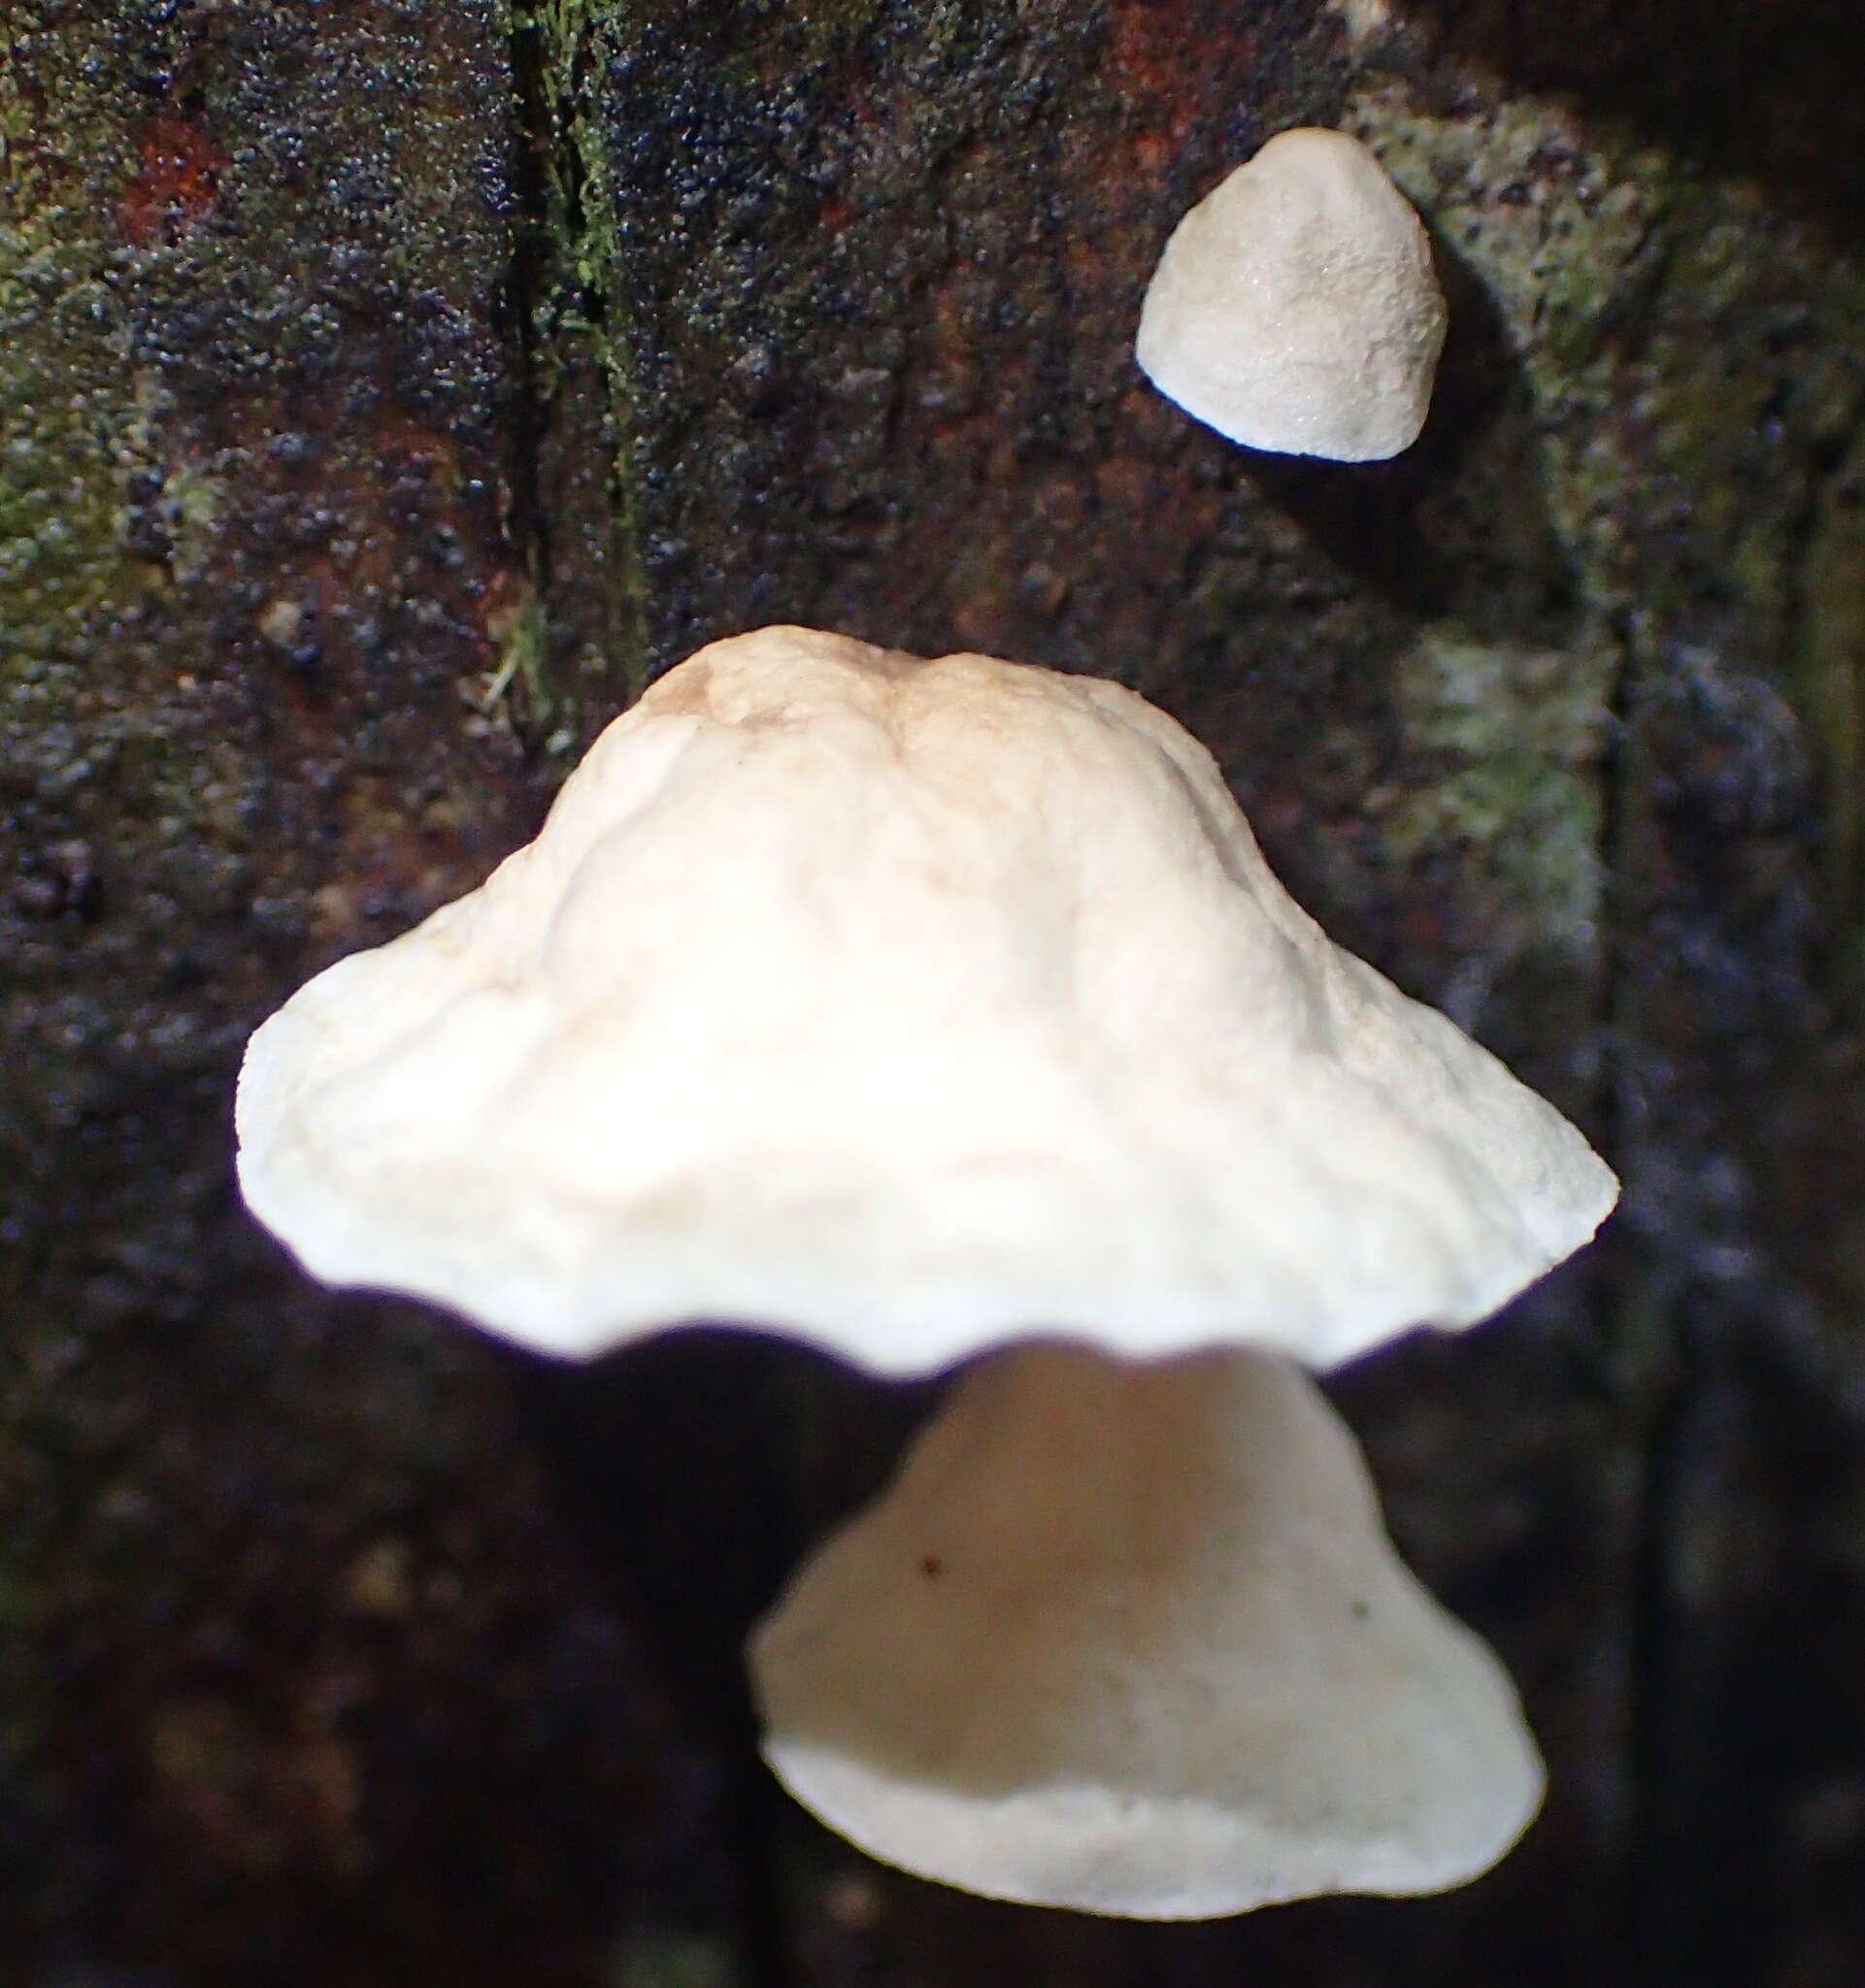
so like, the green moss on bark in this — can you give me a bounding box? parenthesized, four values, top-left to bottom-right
(514, 0, 652, 706)
(0, 16, 155, 678)
(1387, 625, 1612, 956)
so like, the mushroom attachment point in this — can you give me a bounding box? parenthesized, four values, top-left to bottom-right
(750, 1341, 1546, 1918)
(1136, 126, 1449, 461)
(235, 623, 1615, 1375)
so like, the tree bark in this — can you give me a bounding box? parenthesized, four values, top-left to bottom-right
(5, 2, 1865, 1983)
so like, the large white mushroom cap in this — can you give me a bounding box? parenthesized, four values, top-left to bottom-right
(750, 1341, 1546, 1917)
(1136, 127, 1449, 461)
(235, 623, 1615, 1375)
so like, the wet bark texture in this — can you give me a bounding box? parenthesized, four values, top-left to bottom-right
(5, 1, 1865, 1983)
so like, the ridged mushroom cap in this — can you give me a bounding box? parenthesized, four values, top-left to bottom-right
(236, 623, 1614, 1375)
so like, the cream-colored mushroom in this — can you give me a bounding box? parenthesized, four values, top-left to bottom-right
(236, 624, 1612, 1375)
(1136, 126, 1448, 460)
(236, 623, 1613, 1920)
(750, 1341, 1544, 1918)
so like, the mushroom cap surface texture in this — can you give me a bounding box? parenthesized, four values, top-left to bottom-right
(1136, 126, 1449, 461)
(235, 623, 1615, 1375)
(749, 1341, 1546, 1917)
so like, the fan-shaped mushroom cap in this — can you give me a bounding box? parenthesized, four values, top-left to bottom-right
(750, 1340, 1545, 1917)
(236, 624, 1614, 1375)
(1136, 127, 1449, 460)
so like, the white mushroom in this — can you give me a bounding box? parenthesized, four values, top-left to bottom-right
(1136, 127, 1449, 460)
(236, 624, 1613, 1376)
(236, 623, 1614, 1918)
(750, 1341, 1544, 1918)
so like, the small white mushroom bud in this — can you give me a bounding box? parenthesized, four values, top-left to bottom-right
(1137, 127, 1449, 461)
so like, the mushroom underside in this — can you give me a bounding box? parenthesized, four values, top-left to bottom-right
(749, 1341, 1544, 1919)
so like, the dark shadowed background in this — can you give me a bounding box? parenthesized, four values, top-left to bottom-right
(6, 1, 1865, 1983)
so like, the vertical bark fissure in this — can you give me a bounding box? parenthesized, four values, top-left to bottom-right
(1595, 595, 1688, 1972)
(1623, 1290, 1698, 1982)
(500, 0, 555, 646)
(503, 0, 649, 731)
(498, 22, 796, 1977)
(1782, 389, 1865, 974)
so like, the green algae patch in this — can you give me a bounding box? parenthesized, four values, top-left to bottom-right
(1349, 71, 1865, 988)
(1358, 90, 1662, 389)
(1348, 82, 1669, 599)
(1388, 625, 1613, 956)
(0, 19, 153, 679)
(516, 0, 652, 706)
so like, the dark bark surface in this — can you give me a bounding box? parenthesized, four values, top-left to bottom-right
(5, 2, 1865, 1984)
